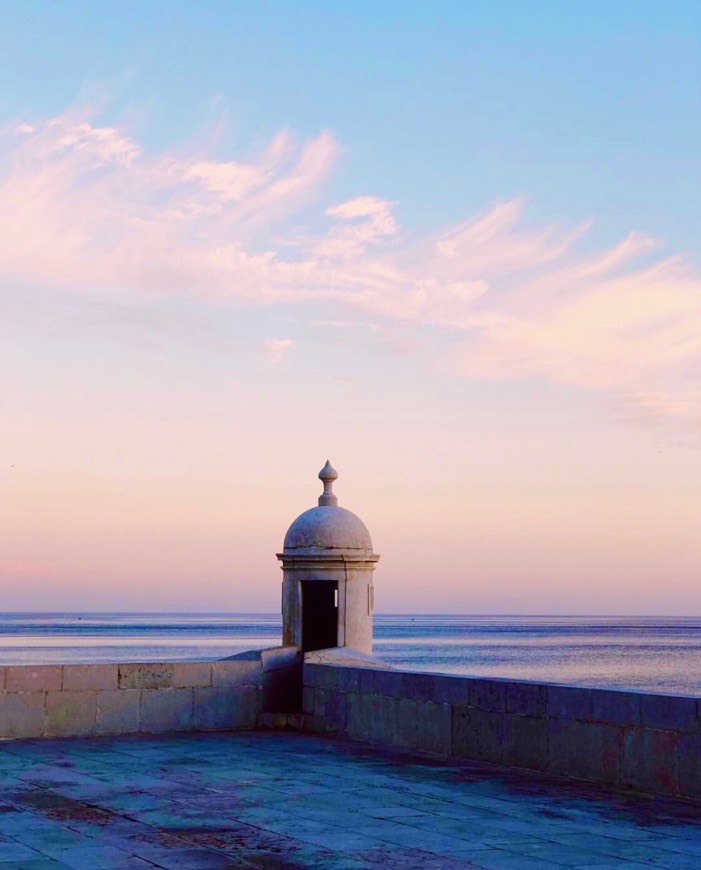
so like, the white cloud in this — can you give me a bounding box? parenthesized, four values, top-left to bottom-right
(54, 121, 141, 165)
(185, 161, 270, 201)
(1, 103, 699, 435)
(316, 195, 399, 258)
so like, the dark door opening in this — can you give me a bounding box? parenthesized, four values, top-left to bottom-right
(301, 581, 338, 652)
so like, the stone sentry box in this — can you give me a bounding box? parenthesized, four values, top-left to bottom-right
(5, 460, 699, 808)
(278, 461, 379, 655)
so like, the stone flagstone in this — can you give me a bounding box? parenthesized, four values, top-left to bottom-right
(0, 731, 700, 868)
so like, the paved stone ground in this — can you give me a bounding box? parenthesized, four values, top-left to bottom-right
(0, 731, 700, 869)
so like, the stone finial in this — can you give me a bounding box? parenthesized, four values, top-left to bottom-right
(318, 460, 339, 506)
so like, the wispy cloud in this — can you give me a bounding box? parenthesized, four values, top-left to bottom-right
(456, 244, 701, 432)
(262, 338, 294, 365)
(2, 104, 700, 434)
(315, 195, 399, 258)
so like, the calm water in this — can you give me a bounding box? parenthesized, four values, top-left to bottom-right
(0, 614, 700, 696)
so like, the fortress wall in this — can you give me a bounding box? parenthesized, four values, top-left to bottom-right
(303, 661, 701, 802)
(3, 651, 698, 805)
(0, 651, 299, 740)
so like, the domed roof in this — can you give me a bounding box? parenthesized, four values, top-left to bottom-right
(282, 461, 374, 554)
(284, 505, 373, 552)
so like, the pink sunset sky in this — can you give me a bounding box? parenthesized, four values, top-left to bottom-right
(2, 4, 699, 613)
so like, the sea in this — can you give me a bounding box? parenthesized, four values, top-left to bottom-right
(0, 614, 699, 696)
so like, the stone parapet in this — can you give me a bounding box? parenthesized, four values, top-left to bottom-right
(4, 650, 698, 805)
(302, 661, 701, 803)
(0, 647, 303, 741)
(0, 660, 262, 739)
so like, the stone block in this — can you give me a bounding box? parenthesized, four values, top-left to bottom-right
(302, 686, 315, 715)
(140, 688, 193, 732)
(325, 690, 348, 733)
(400, 672, 435, 702)
(547, 685, 593, 721)
(547, 719, 620, 785)
(5, 665, 62, 692)
(640, 694, 699, 732)
(261, 646, 301, 672)
(303, 663, 337, 690)
(211, 660, 260, 688)
(622, 727, 678, 796)
(416, 701, 452, 755)
(360, 668, 402, 697)
(335, 666, 362, 692)
(45, 691, 96, 738)
(62, 664, 118, 692)
(304, 664, 344, 690)
(469, 679, 507, 712)
(193, 686, 259, 730)
(452, 706, 505, 764)
(506, 682, 548, 717)
(323, 663, 345, 689)
(356, 693, 384, 743)
(395, 697, 419, 749)
(172, 662, 211, 688)
(591, 689, 641, 727)
(302, 663, 325, 688)
(0, 691, 45, 737)
(504, 714, 548, 770)
(313, 689, 327, 719)
(367, 695, 398, 744)
(431, 674, 470, 706)
(119, 663, 173, 690)
(96, 689, 140, 735)
(678, 733, 701, 800)
(346, 692, 372, 742)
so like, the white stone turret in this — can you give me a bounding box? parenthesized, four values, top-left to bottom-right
(277, 462, 379, 655)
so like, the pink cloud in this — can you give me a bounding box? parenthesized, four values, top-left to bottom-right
(54, 121, 141, 165)
(262, 338, 294, 365)
(457, 252, 701, 431)
(185, 161, 270, 201)
(317, 195, 399, 258)
(2, 103, 700, 435)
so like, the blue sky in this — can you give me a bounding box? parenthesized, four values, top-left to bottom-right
(1, 2, 700, 611)
(3, 1, 699, 247)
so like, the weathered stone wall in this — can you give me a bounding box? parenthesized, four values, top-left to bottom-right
(0, 648, 301, 740)
(303, 660, 701, 802)
(4, 648, 698, 804)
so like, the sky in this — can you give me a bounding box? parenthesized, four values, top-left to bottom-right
(1, 1, 700, 614)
